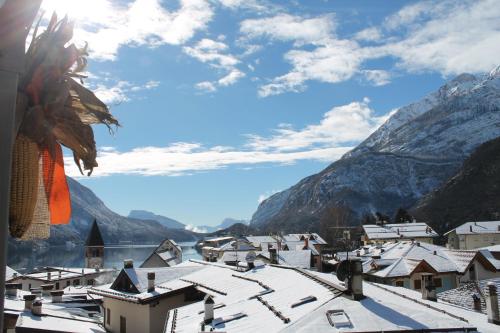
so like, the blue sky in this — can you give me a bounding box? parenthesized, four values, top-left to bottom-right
(41, 0, 500, 228)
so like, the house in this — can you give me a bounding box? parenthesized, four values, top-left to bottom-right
(438, 277, 500, 314)
(281, 234, 326, 270)
(244, 235, 279, 250)
(358, 241, 500, 292)
(202, 238, 256, 262)
(7, 266, 115, 292)
(163, 259, 500, 332)
(141, 239, 182, 268)
(362, 222, 439, 245)
(201, 236, 235, 261)
(257, 249, 312, 269)
(445, 221, 500, 249)
(88, 259, 207, 333)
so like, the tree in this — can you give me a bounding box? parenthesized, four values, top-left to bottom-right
(375, 212, 390, 225)
(394, 208, 413, 223)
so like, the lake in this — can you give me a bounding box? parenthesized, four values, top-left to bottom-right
(8, 242, 201, 273)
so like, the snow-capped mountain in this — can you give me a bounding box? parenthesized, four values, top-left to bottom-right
(250, 67, 500, 231)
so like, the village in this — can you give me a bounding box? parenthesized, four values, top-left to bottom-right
(3, 219, 500, 332)
(1, 0, 500, 332)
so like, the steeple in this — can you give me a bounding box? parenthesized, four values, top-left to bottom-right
(86, 219, 104, 247)
(85, 220, 104, 269)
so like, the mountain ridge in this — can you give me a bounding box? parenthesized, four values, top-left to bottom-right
(251, 68, 500, 232)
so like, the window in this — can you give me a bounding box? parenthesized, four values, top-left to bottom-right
(120, 316, 126, 333)
(395, 280, 404, 287)
(414, 279, 421, 290)
(433, 278, 442, 288)
(55, 282, 60, 290)
(28, 284, 31, 289)
(66, 281, 71, 287)
(106, 308, 111, 325)
(73, 279, 80, 286)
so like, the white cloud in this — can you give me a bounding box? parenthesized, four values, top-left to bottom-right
(354, 27, 382, 42)
(240, 13, 335, 45)
(185, 224, 210, 233)
(41, 0, 214, 61)
(258, 190, 280, 204)
(88, 77, 161, 104)
(245, 1, 500, 97)
(65, 99, 390, 177)
(245, 98, 389, 151)
(217, 0, 280, 14)
(362, 70, 391, 86)
(258, 39, 365, 97)
(382, 0, 500, 75)
(184, 38, 245, 91)
(218, 69, 245, 86)
(195, 81, 217, 92)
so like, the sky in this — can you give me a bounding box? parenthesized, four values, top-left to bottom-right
(39, 0, 500, 229)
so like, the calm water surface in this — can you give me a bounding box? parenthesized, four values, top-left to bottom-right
(8, 242, 201, 273)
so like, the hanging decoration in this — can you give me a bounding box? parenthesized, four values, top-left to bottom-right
(9, 13, 119, 239)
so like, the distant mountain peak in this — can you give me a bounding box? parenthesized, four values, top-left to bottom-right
(128, 210, 185, 230)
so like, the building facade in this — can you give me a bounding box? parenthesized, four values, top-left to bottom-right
(445, 221, 500, 249)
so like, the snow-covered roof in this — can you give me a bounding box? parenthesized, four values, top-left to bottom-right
(480, 244, 500, 252)
(445, 221, 500, 235)
(218, 239, 255, 251)
(245, 236, 278, 247)
(15, 311, 105, 333)
(363, 222, 439, 240)
(6, 266, 18, 281)
(438, 278, 500, 314)
(360, 241, 498, 278)
(89, 262, 206, 303)
(282, 233, 327, 244)
(164, 262, 487, 332)
(282, 241, 320, 255)
(205, 236, 235, 243)
(11, 267, 114, 282)
(258, 250, 311, 269)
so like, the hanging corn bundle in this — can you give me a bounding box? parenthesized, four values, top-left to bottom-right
(10, 13, 119, 240)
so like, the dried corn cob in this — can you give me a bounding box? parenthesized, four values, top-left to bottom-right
(9, 134, 40, 238)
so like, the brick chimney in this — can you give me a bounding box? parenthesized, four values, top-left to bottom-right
(304, 237, 309, 249)
(32, 300, 42, 316)
(472, 294, 482, 311)
(486, 282, 500, 325)
(51, 290, 64, 303)
(147, 272, 155, 292)
(347, 258, 364, 301)
(23, 294, 36, 310)
(124, 259, 134, 269)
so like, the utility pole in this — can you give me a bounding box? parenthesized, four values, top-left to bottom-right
(0, 1, 41, 330)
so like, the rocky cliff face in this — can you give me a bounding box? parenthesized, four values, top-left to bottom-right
(411, 136, 500, 235)
(251, 67, 500, 232)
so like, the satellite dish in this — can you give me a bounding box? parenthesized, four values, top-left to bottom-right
(336, 260, 350, 281)
(245, 251, 257, 263)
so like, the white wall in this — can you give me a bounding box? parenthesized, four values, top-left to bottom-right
(104, 297, 150, 333)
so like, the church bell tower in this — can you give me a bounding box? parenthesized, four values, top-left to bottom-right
(85, 220, 105, 269)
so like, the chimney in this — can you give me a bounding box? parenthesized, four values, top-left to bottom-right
(51, 290, 64, 303)
(472, 294, 482, 311)
(397, 228, 400, 235)
(269, 248, 278, 264)
(5, 283, 21, 297)
(32, 300, 42, 316)
(356, 250, 360, 257)
(147, 272, 155, 292)
(470, 225, 473, 232)
(347, 258, 364, 300)
(124, 259, 134, 269)
(203, 295, 215, 324)
(41, 284, 54, 297)
(24, 294, 37, 310)
(304, 237, 309, 249)
(421, 274, 437, 301)
(433, 250, 437, 255)
(416, 242, 421, 247)
(486, 282, 500, 325)
(47, 272, 51, 281)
